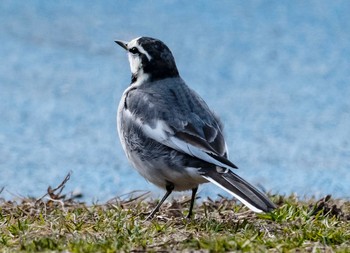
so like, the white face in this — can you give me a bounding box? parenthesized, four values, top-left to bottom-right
(128, 53, 141, 75)
(126, 37, 152, 75)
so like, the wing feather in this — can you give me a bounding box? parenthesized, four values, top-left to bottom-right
(138, 117, 237, 169)
(124, 77, 237, 169)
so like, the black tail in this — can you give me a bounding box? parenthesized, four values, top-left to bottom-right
(201, 168, 276, 213)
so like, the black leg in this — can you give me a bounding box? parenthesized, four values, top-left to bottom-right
(187, 187, 198, 218)
(146, 183, 174, 220)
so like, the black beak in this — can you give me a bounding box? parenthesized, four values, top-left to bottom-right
(115, 40, 128, 50)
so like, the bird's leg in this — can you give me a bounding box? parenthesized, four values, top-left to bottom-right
(146, 182, 174, 220)
(187, 187, 198, 218)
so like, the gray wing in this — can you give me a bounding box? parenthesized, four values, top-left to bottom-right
(124, 77, 238, 169)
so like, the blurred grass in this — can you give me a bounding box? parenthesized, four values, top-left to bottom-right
(0, 174, 349, 252)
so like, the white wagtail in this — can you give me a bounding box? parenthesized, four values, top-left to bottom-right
(115, 37, 275, 219)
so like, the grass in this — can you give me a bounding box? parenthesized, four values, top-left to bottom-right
(0, 174, 349, 252)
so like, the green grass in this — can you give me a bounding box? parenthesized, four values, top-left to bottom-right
(0, 176, 349, 252)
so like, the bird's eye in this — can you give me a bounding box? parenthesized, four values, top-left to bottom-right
(129, 47, 140, 54)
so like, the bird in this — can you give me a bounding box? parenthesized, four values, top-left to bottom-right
(115, 37, 275, 219)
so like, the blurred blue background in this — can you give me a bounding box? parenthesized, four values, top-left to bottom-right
(1, 0, 349, 202)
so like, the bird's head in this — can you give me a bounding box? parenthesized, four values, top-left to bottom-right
(115, 37, 179, 84)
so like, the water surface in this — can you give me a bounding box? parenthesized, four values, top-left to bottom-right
(1, 1, 349, 202)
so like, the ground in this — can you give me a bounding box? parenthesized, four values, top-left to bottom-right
(1, 175, 349, 252)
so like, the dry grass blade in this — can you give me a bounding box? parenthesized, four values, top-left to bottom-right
(35, 172, 73, 204)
